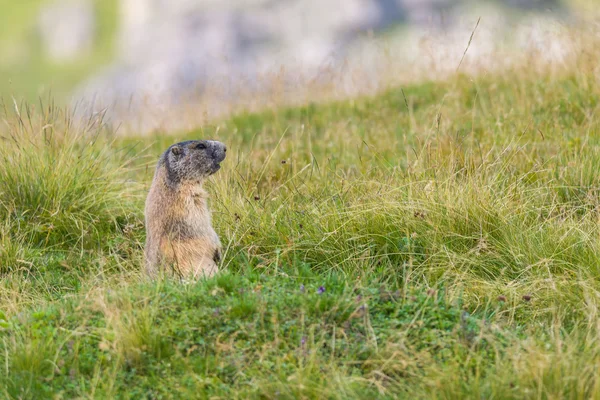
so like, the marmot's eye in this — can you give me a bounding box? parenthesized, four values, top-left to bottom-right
(196, 143, 207, 150)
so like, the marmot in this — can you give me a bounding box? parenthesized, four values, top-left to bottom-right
(144, 140, 227, 280)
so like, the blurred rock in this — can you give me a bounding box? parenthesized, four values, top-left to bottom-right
(38, 0, 95, 62)
(74, 0, 564, 133)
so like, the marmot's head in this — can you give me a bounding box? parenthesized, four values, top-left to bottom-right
(161, 140, 227, 184)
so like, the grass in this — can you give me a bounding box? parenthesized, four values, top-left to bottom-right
(2, 37, 600, 398)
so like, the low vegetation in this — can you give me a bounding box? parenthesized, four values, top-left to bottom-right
(1, 47, 600, 398)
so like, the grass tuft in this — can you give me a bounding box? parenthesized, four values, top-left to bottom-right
(0, 100, 138, 252)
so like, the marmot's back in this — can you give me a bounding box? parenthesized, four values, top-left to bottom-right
(144, 140, 226, 280)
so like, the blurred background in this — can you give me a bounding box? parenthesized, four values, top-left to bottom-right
(0, 0, 594, 132)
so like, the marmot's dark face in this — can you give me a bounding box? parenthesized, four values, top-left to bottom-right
(163, 140, 227, 184)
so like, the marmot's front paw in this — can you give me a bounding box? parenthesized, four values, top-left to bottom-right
(213, 248, 222, 264)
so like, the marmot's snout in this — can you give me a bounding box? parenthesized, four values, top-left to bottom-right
(211, 141, 227, 163)
(207, 140, 226, 173)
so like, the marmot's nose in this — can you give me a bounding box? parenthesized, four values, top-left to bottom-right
(212, 142, 227, 162)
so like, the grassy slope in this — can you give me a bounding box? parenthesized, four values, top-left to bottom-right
(1, 57, 600, 398)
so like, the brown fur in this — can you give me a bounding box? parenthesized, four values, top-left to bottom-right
(144, 140, 226, 280)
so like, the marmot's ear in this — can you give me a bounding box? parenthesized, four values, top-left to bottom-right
(171, 145, 182, 156)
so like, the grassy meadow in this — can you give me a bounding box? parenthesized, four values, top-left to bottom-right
(2, 38, 600, 398)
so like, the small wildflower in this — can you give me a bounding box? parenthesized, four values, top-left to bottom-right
(522, 294, 532, 302)
(301, 336, 307, 346)
(299, 284, 305, 293)
(355, 294, 362, 302)
(351, 304, 367, 319)
(317, 286, 326, 295)
(497, 295, 507, 302)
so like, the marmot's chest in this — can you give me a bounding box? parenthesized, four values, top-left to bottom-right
(183, 194, 210, 221)
(171, 195, 218, 242)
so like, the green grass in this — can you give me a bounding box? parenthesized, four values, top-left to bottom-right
(2, 47, 600, 398)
